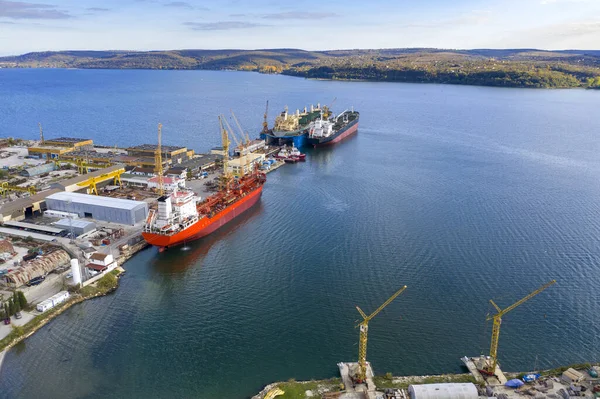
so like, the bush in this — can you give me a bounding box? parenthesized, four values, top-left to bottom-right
(17, 291, 27, 309)
(96, 273, 117, 291)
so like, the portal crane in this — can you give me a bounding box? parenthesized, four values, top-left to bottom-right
(355, 285, 407, 382)
(485, 280, 556, 373)
(155, 123, 164, 196)
(230, 110, 250, 145)
(222, 116, 243, 150)
(218, 116, 231, 189)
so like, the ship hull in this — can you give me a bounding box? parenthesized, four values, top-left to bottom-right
(308, 119, 359, 147)
(142, 186, 263, 248)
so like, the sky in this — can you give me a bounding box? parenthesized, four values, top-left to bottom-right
(0, 0, 599, 55)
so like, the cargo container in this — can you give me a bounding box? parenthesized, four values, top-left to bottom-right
(49, 291, 70, 306)
(36, 299, 54, 312)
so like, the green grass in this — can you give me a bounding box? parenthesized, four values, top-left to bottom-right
(272, 378, 342, 399)
(373, 374, 477, 390)
(0, 297, 77, 351)
(0, 269, 123, 352)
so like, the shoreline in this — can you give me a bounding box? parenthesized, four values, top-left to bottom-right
(1, 67, 599, 90)
(0, 239, 149, 374)
(251, 363, 599, 399)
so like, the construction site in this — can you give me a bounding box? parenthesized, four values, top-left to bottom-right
(254, 281, 600, 399)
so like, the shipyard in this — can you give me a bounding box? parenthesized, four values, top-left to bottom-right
(0, 102, 360, 355)
(0, 102, 598, 399)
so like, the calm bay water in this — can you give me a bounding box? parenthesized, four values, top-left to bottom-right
(0, 69, 599, 398)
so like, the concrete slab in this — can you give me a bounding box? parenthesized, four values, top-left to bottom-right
(0, 310, 35, 341)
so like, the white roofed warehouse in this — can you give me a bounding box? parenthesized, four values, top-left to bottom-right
(408, 383, 478, 399)
(45, 192, 148, 226)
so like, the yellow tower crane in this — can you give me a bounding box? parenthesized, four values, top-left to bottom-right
(155, 123, 165, 196)
(485, 280, 556, 374)
(355, 285, 407, 383)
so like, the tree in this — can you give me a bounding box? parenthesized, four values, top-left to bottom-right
(3, 303, 9, 319)
(17, 291, 27, 309)
(14, 298, 20, 313)
(8, 299, 14, 316)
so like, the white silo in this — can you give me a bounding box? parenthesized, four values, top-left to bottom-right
(70, 258, 82, 285)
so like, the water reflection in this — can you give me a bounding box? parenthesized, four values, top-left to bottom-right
(148, 201, 265, 274)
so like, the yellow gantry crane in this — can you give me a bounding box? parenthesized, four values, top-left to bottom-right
(155, 123, 165, 196)
(485, 280, 556, 374)
(355, 285, 407, 382)
(76, 167, 124, 195)
(0, 182, 37, 197)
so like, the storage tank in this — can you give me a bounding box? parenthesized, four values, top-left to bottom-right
(408, 383, 478, 399)
(71, 258, 82, 285)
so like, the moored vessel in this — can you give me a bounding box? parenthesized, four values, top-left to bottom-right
(142, 119, 266, 249)
(307, 109, 360, 147)
(260, 102, 327, 148)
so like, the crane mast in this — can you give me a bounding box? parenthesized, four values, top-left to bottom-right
(38, 122, 44, 144)
(262, 100, 269, 133)
(218, 116, 231, 188)
(355, 285, 407, 382)
(486, 280, 556, 373)
(155, 123, 164, 196)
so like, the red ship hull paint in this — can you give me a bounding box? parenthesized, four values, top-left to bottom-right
(142, 186, 263, 248)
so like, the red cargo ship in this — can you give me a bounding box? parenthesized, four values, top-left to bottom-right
(142, 170, 266, 249)
(142, 117, 266, 249)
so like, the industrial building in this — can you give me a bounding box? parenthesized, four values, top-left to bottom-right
(27, 137, 93, 159)
(45, 192, 148, 226)
(53, 218, 97, 236)
(408, 383, 478, 399)
(126, 144, 194, 168)
(5, 249, 70, 287)
(0, 188, 62, 221)
(20, 163, 56, 177)
(234, 139, 266, 157)
(228, 153, 265, 177)
(180, 154, 221, 174)
(50, 165, 125, 193)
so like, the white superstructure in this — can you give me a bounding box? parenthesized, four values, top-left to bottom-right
(145, 190, 200, 234)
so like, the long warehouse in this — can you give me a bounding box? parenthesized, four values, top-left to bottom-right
(45, 192, 148, 226)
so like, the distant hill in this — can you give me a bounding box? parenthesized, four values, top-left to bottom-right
(2, 48, 600, 89)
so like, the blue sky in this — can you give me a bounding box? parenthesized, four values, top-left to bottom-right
(0, 0, 599, 55)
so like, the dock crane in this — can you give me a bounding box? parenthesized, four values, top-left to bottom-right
(230, 110, 250, 145)
(155, 123, 164, 196)
(222, 115, 243, 150)
(323, 97, 337, 119)
(355, 285, 407, 383)
(262, 100, 269, 134)
(218, 116, 231, 189)
(484, 280, 556, 374)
